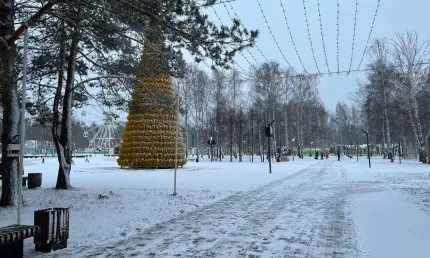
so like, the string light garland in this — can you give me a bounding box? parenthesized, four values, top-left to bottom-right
(336, 0, 340, 74)
(316, 0, 330, 73)
(348, 0, 359, 73)
(211, 5, 251, 76)
(280, 0, 308, 74)
(255, 0, 295, 72)
(302, 0, 321, 74)
(222, 1, 259, 65)
(240, 61, 430, 80)
(227, 1, 270, 63)
(357, 0, 381, 70)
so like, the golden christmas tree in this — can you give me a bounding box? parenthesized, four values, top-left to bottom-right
(117, 39, 187, 168)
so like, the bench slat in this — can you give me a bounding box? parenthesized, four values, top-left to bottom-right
(0, 225, 38, 246)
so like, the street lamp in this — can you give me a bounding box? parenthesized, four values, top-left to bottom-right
(207, 137, 216, 162)
(354, 138, 358, 162)
(16, 26, 30, 225)
(398, 137, 402, 164)
(314, 140, 317, 157)
(310, 141, 314, 157)
(361, 129, 371, 168)
(173, 83, 180, 196)
(292, 138, 295, 162)
(265, 120, 275, 174)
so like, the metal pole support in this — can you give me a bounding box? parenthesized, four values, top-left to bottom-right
(361, 129, 371, 168)
(17, 27, 29, 225)
(427, 133, 430, 164)
(268, 136, 271, 173)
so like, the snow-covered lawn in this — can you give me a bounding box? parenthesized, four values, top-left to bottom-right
(344, 157, 430, 258)
(1, 155, 429, 257)
(1, 155, 312, 256)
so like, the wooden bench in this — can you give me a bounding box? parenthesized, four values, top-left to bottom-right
(276, 156, 289, 162)
(0, 225, 38, 258)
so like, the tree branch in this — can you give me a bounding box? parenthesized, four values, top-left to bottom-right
(8, 0, 65, 46)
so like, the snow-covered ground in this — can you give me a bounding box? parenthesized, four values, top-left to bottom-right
(0, 155, 429, 257)
(344, 157, 430, 258)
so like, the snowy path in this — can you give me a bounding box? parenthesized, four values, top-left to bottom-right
(45, 160, 387, 258)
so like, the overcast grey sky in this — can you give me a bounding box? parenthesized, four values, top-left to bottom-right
(84, 0, 429, 124)
(196, 0, 429, 111)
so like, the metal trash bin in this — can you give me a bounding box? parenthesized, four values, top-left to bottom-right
(34, 208, 69, 252)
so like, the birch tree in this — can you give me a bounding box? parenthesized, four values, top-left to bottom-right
(391, 31, 429, 162)
(251, 62, 282, 159)
(211, 69, 227, 161)
(227, 68, 242, 161)
(282, 68, 294, 149)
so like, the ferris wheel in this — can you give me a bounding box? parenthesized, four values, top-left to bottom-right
(82, 111, 124, 150)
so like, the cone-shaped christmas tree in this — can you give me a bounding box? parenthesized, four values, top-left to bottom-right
(117, 31, 187, 168)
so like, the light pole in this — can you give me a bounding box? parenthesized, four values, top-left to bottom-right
(361, 129, 371, 168)
(398, 137, 402, 164)
(354, 138, 359, 162)
(173, 83, 180, 196)
(310, 141, 313, 157)
(265, 120, 275, 174)
(314, 140, 317, 157)
(17, 26, 29, 225)
(207, 137, 216, 162)
(292, 138, 295, 161)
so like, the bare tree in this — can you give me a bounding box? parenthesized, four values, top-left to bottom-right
(211, 69, 227, 161)
(227, 68, 242, 161)
(282, 68, 294, 150)
(251, 62, 282, 160)
(290, 74, 319, 157)
(391, 31, 429, 162)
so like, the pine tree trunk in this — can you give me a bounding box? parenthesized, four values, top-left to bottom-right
(0, 76, 19, 206)
(0, 0, 20, 207)
(53, 21, 79, 189)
